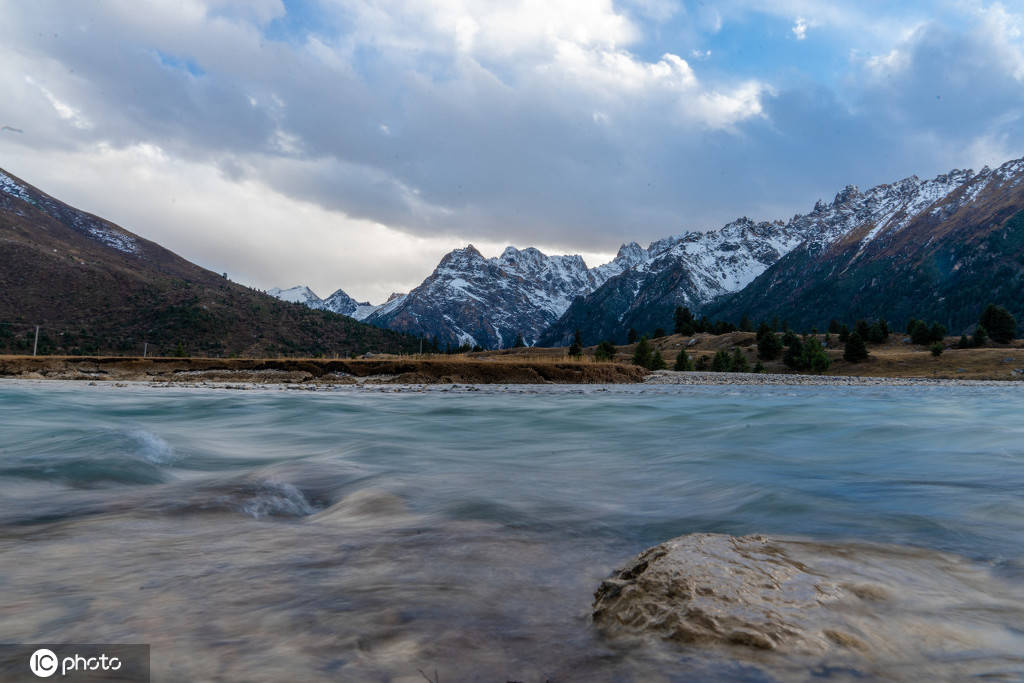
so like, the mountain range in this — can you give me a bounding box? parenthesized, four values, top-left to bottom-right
(0, 168, 419, 357)
(275, 156, 1024, 346)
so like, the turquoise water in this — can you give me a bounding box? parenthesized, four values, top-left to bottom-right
(1, 381, 1023, 680)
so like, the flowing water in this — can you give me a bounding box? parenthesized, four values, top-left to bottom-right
(1, 380, 1023, 681)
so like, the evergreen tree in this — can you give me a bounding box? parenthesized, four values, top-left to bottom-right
(697, 316, 711, 333)
(627, 328, 639, 344)
(979, 304, 1017, 344)
(800, 338, 831, 373)
(783, 336, 804, 369)
(674, 348, 693, 371)
(731, 348, 750, 372)
(855, 319, 871, 340)
(957, 335, 971, 349)
(711, 349, 733, 372)
(512, 333, 526, 348)
(839, 324, 850, 343)
(695, 355, 711, 371)
(653, 328, 666, 339)
(756, 322, 772, 341)
(594, 340, 617, 362)
(753, 360, 765, 373)
(909, 320, 932, 346)
(757, 330, 783, 360)
(843, 331, 869, 362)
(739, 314, 753, 332)
(929, 323, 947, 343)
(568, 329, 584, 359)
(673, 306, 695, 336)
(649, 349, 667, 370)
(867, 321, 886, 344)
(771, 316, 780, 332)
(930, 342, 944, 357)
(174, 341, 186, 358)
(828, 319, 842, 334)
(782, 330, 799, 347)
(973, 324, 988, 347)
(632, 336, 652, 367)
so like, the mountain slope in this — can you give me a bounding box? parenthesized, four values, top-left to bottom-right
(363, 244, 644, 348)
(0, 168, 419, 357)
(542, 158, 1024, 344)
(704, 159, 1024, 333)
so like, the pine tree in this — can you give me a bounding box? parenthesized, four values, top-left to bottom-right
(839, 324, 850, 343)
(632, 336, 652, 367)
(828, 319, 842, 334)
(711, 349, 733, 372)
(855, 319, 871, 340)
(627, 328, 639, 344)
(512, 333, 526, 348)
(973, 324, 988, 347)
(867, 321, 886, 343)
(753, 360, 765, 373)
(649, 349, 667, 370)
(594, 340, 617, 362)
(757, 331, 782, 360)
(674, 306, 696, 335)
(843, 331, 869, 362)
(568, 329, 584, 358)
(653, 328, 666, 339)
(730, 348, 750, 372)
(739, 314, 753, 332)
(957, 335, 971, 349)
(930, 342, 944, 357)
(174, 341, 186, 358)
(979, 304, 1017, 344)
(783, 336, 804, 368)
(800, 337, 831, 373)
(674, 348, 693, 371)
(929, 323, 947, 343)
(909, 320, 932, 346)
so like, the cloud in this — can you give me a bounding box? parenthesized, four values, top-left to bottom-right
(792, 17, 808, 40)
(0, 0, 1022, 296)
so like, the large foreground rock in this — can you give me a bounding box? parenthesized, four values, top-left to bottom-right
(593, 533, 1024, 664)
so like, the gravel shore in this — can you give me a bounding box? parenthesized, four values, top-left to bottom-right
(645, 369, 1022, 386)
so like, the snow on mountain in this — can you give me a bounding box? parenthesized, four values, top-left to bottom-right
(1, 168, 139, 254)
(542, 158, 1024, 345)
(267, 286, 327, 310)
(364, 244, 639, 348)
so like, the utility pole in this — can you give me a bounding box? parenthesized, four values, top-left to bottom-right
(32, 325, 39, 356)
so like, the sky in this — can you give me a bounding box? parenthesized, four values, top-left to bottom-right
(1, 0, 1023, 303)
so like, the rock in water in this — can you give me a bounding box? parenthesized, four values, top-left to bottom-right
(593, 533, 1024, 669)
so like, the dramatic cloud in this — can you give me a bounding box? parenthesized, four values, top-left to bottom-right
(1, 0, 1022, 299)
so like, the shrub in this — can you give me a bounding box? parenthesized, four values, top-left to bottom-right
(594, 340, 617, 362)
(930, 342, 944, 357)
(979, 304, 1017, 344)
(695, 354, 711, 371)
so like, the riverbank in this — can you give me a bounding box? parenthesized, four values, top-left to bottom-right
(0, 355, 646, 384)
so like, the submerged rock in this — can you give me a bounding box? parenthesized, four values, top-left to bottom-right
(593, 533, 1024, 667)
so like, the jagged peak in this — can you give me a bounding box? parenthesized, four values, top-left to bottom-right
(832, 184, 862, 206)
